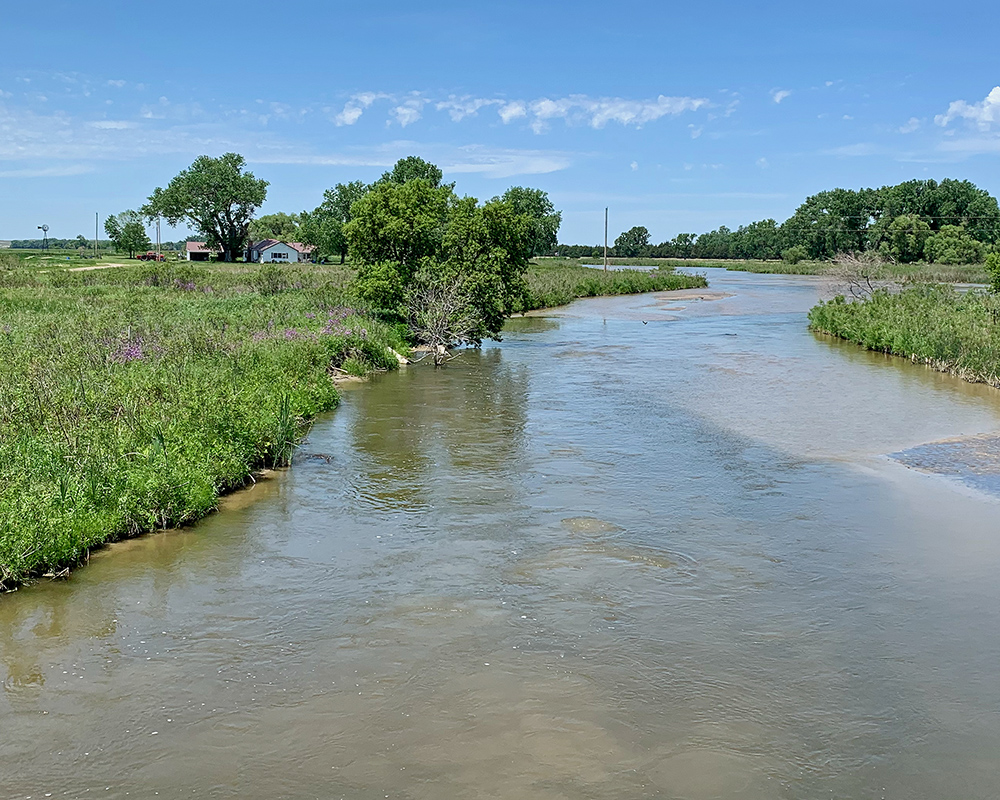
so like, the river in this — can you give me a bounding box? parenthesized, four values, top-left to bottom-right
(3, 268, 1000, 798)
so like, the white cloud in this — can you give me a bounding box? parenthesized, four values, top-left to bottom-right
(899, 117, 921, 134)
(630, 161, 638, 171)
(390, 97, 426, 127)
(435, 96, 499, 122)
(107, 79, 126, 88)
(87, 120, 136, 129)
(0, 164, 95, 178)
(498, 101, 527, 123)
(771, 89, 792, 104)
(935, 86, 1000, 130)
(501, 93, 708, 132)
(0, 88, 11, 98)
(332, 92, 386, 126)
(756, 157, 768, 168)
(250, 142, 573, 178)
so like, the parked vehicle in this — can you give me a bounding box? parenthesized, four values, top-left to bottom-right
(136, 251, 165, 261)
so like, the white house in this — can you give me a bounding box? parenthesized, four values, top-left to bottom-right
(248, 239, 314, 263)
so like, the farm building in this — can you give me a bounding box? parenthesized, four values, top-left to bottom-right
(247, 240, 314, 263)
(185, 242, 218, 261)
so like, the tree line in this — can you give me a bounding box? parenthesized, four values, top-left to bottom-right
(562, 179, 1000, 265)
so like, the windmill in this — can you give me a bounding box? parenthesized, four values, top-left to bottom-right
(37, 224, 49, 250)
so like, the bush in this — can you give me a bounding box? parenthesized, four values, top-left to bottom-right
(924, 225, 986, 265)
(985, 252, 1000, 293)
(781, 245, 809, 265)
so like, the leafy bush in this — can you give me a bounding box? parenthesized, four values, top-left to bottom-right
(924, 225, 986, 265)
(781, 245, 809, 265)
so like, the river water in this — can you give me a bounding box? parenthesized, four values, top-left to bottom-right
(3, 268, 1000, 799)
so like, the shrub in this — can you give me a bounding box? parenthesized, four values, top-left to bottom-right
(781, 245, 809, 265)
(924, 225, 986, 265)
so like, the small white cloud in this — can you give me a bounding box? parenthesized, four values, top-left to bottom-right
(756, 157, 768, 168)
(0, 164, 95, 178)
(935, 86, 1000, 130)
(771, 89, 792, 104)
(825, 81, 834, 87)
(630, 161, 638, 171)
(899, 117, 921, 134)
(332, 92, 387, 126)
(390, 98, 426, 127)
(842, 114, 853, 120)
(689, 124, 703, 139)
(435, 95, 499, 122)
(87, 120, 136, 129)
(498, 101, 527, 123)
(107, 79, 126, 88)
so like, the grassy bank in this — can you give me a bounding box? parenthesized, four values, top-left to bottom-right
(676, 257, 989, 284)
(522, 260, 707, 309)
(809, 285, 1000, 385)
(0, 262, 405, 589)
(534, 256, 990, 284)
(1, 257, 701, 588)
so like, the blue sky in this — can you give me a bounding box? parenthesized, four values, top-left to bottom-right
(2, 0, 999, 244)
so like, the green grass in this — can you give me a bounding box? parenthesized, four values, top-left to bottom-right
(809, 285, 1000, 385)
(522, 260, 707, 310)
(1, 256, 698, 589)
(0, 262, 406, 589)
(681, 257, 990, 283)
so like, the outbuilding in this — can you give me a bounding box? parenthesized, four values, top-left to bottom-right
(185, 242, 217, 261)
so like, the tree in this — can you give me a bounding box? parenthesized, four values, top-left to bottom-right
(492, 187, 561, 257)
(614, 226, 651, 257)
(142, 153, 268, 262)
(731, 219, 782, 259)
(249, 212, 300, 240)
(923, 225, 986, 264)
(300, 181, 368, 263)
(104, 210, 151, 258)
(782, 188, 880, 259)
(345, 162, 534, 360)
(346, 178, 452, 289)
(377, 156, 448, 188)
(881, 214, 932, 263)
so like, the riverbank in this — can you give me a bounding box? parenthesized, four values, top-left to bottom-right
(538, 256, 989, 284)
(0, 258, 705, 589)
(809, 284, 1000, 386)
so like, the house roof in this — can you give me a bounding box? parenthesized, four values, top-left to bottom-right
(185, 241, 216, 253)
(249, 239, 314, 254)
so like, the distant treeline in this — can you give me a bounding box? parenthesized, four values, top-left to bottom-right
(555, 179, 1000, 265)
(9, 238, 189, 251)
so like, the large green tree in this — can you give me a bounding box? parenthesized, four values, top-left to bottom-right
(614, 226, 651, 257)
(345, 164, 536, 356)
(492, 186, 561, 256)
(249, 212, 300, 240)
(104, 210, 151, 258)
(377, 156, 448, 188)
(300, 180, 368, 263)
(142, 153, 268, 262)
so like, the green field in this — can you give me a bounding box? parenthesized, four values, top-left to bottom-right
(0, 257, 703, 588)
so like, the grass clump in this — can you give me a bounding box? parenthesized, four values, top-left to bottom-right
(0, 263, 405, 588)
(521, 261, 706, 310)
(808, 284, 1000, 385)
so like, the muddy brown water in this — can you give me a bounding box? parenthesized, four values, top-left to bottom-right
(4, 268, 1000, 798)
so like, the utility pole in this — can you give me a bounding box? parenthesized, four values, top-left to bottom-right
(156, 216, 161, 258)
(604, 207, 608, 271)
(95, 212, 99, 260)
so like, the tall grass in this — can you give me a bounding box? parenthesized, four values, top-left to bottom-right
(0, 265, 404, 588)
(521, 262, 706, 310)
(809, 285, 1000, 385)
